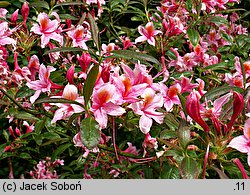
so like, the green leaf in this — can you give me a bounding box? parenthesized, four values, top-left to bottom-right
(0, 1, 11, 7)
(0, 143, 8, 157)
(80, 117, 100, 149)
(177, 119, 190, 148)
(51, 143, 72, 161)
(33, 134, 43, 146)
(200, 86, 243, 102)
(180, 156, 199, 179)
(187, 28, 200, 47)
(43, 47, 85, 55)
(16, 85, 35, 99)
(83, 64, 99, 107)
(108, 50, 161, 66)
(19, 153, 32, 159)
(177, 93, 188, 116)
(34, 116, 47, 134)
(203, 62, 229, 71)
(59, 14, 78, 21)
(206, 16, 229, 26)
(30, 1, 50, 10)
(43, 132, 60, 140)
(160, 163, 180, 179)
(164, 113, 179, 131)
(88, 13, 101, 51)
(53, 2, 86, 8)
(14, 113, 39, 122)
(220, 31, 232, 43)
(35, 97, 85, 109)
(160, 130, 177, 139)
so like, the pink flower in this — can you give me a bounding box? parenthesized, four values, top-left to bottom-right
(67, 24, 91, 50)
(28, 55, 40, 80)
(90, 83, 126, 129)
(142, 133, 158, 156)
(160, 82, 181, 112)
(0, 22, 16, 48)
(135, 22, 161, 46)
(50, 83, 84, 123)
(26, 64, 60, 103)
(228, 118, 250, 166)
(31, 12, 63, 48)
(128, 88, 164, 134)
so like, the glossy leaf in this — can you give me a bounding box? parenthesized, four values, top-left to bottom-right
(30, 1, 50, 10)
(51, 143, 72, 161)
(83, 64, 99, 107)
(88, 13, 101, 51)
(35, 97, 85, 109)
(200, 86, 243, 102)
(180, 156, 199, 179)
(108, 50, 161, 66)
(177, 119, 190, 148)
(187, 28, 200, 47)
(80, 117, 100, 149)
(43, 47, 85, 55)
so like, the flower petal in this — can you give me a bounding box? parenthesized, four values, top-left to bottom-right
(228, 135, 249, 153)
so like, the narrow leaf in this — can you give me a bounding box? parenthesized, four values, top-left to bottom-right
(187, 28, 200, 47)
(30, 1, 50, 10)
(51, 143, 72, 161)
(88, 13, 101, 51)
(83, 64, 99, 107)
(53, 2, 86, 8)
(207, 16, 229, 26)
(0, 1, 11, 7)
(108, 50, 161, 66)
(201, 86, 243, 102)
(35, 97, 85, 109)
(80, 117, 100, 149)
(43, 47, 85, 55)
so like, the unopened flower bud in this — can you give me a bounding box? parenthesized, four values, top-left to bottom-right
(21, 2, 29, 28)
(10, 9, 19, 25)
(186, 90, 210, 132)
(78, 52, 91, 73)
(226, 91, 244, 133)
(66, 64, 75, 84)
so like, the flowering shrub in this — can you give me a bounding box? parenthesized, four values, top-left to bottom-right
(0, 0, 250, 179)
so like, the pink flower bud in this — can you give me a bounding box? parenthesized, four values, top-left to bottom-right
(21, 2, 29, 28)
(66, 64, 75, 84)
(65, 19, 72, 28)
(78, 52, 91, 73)
(186, 90, 210, 132)
(15, 127, 21, 137)
(225, 91, 244, 133)
(8, 126, 16, 139)
(10, 9, 19, 25)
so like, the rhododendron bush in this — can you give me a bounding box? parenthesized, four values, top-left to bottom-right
(0, 0, 249, 179)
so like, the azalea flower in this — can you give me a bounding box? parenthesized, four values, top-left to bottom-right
(228, 118, 250, 166)
(128, 88, 164, 134)
(67, 24, 91, 50)
(90, 83, 126, 129)
(26, 64, 61, 103)
(50, 83, 85, 124)
(135, 22, 161, 46)
(0, 22, 16, 48)
(31, 12, 63, 48)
